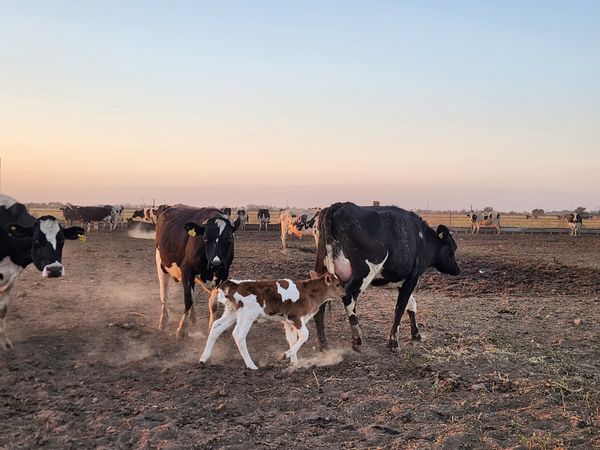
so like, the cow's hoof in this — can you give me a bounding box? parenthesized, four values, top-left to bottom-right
(3, 339, 14, 350)
(318, 342, 330, 352)
(351, 339, 362, 352)
(411, 332, 422, 341)
(387, 339, 399, 351)
(175, 329, 187, 340)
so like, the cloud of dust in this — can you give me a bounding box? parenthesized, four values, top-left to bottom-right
(127, 228, 156, 240)
(294, 347, 349, 369)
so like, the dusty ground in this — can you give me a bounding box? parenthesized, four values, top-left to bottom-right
(1, 229, 599, 449)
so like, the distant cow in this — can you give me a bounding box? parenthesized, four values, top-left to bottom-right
(200, 271, 345, 369)
(109, 205, 125, 230)
(155, 205, 240, 339)
(564, 213, 582, 236)
(131, 205, 168, 224)
(60, 204, 79, 227)
(313, 202, 460, 350)
(467, 210, 501, 234)
(279, 208, 320, 251)
(236, 207, 248, 231)
(257, 209, 271, 231)
(76, 206, 113, 232)
(1, 195, 84, 349)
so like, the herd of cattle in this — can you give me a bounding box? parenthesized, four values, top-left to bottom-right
(0, 194, 589, 368)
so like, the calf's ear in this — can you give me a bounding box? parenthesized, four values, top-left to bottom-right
(308, 270, 319, 279)
(6, 223, 33, 238)
(63, 226, 86, 240)
(324, 273, 333, 285)
(184, 223, 205, 237)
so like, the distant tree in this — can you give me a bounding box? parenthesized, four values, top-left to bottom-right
(532, 208, 545, 218)
(483, 206, 494, 212)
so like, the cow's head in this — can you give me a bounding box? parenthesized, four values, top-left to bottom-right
(131, 209, 144, 219)
(185, 216, 241, 284)
(434, 225, 460, 276)
(6, 216, 85, 278)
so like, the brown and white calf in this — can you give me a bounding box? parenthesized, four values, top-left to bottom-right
(200, 272, 345, 369)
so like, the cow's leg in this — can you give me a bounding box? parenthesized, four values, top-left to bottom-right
(282, 321, 299, 365)
(342, 278, 365, 351)
(388, 275, 419, 350)
(284, 320, 309, 362)
(199, 302, 237, 364)
(207, 288, 219, 330)
(0, 304, 13, 350)
(176, 271, 195, 340)
(406, 295, 421, 340)
(313, 303, 329, 350)
(155, 249, 170, 330)
(232, 308, 260, 370)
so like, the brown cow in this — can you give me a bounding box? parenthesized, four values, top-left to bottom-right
(199, 271, 345, 369)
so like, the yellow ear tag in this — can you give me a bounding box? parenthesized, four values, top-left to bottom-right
(188, 229, 197, 237)
(78, 234, 87, 242)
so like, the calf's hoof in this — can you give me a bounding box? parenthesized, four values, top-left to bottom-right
(3, 339, 14, 350)
(175, 329, 187, 340)
(351, 338, 363, 352)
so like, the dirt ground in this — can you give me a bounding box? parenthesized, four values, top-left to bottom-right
(1, 229, 599, 449)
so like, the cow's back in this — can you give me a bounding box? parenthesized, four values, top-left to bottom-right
(155, 205, 221, 263)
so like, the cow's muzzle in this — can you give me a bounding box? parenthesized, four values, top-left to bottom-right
(42, 262, 64, 278)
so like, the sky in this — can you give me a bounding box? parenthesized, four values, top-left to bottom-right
(1, 1, 599, 211)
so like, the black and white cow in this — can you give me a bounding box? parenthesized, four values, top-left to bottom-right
(109, 205, 125, 230)
(313, 202, 460, 351)
(0, 195, 84, 349)
(564, 213, 583, 236)
(131, 205, 168, 225)
(279, 208, 320, 251)
(154, 205, 240, 339)
(257, 209, 271, 231)
(236, 207, 248, 231)
(467, 210, 501, 234)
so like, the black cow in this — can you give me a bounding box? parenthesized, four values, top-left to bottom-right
(155, 205, 240, 339)
(221, 207, 232, 219)
(314, 202, 460, 351)
(257, 208, 271, 231)
(1, 195, 84, 349)
(60, 204, 79, 226)
(76, 206, 112, 232)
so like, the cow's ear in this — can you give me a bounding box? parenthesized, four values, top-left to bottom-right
(63, 226, 85, 240)
(309, 270, 319, 279)
(436, 225, 450, 240)
(184, 223, 205, 237)
(232, 217, 241, 231)
(324, 273, 333, 285)
(6, 223, 33, 238)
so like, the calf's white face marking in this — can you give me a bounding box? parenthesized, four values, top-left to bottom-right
(40, 219, 60, 250)
(276, 279, 300, 302)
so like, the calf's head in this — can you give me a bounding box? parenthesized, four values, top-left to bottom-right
(7, 216, 85, 278)
(309, 270, 346, 300)
(185, 216, 241, 283)
(434, 225, 460, 276)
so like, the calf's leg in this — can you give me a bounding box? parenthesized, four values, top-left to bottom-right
(0, 304, 13, 350)
(200, 303, 237, 363)
(232, 309, 260, 370)
(284, 320, 309, 362)
(283, 321, 299, 365)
